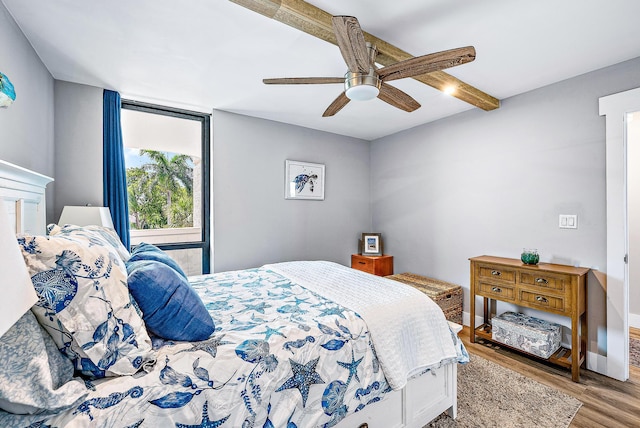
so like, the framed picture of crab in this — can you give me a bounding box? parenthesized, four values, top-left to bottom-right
(285, 160, 325, 200)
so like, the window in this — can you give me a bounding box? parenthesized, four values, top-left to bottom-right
(121, 101, 211, 275)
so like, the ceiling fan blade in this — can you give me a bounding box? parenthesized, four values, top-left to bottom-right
(378, 83, 421, 112)
(378, 46, 476, 82)
(332, 16, 370, 74)
(263, 77, 344, 85)
(323, 92, 351, 117)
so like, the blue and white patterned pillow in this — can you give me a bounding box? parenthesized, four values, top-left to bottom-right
(48, 224, 130, 261)
(0, 310, 87, 414)
(18, 232, 154, 378)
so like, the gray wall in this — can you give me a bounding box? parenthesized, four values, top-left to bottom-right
(212, 111, 370, 272)
(53, 80, 103, 221)
(0, 2, 55, 220)
(370, 57, 640, 358)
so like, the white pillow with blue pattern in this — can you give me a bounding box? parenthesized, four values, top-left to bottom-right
(18, 231, 154, 378)
(0, 310, 87, 414)
(48, 223, 130, 261)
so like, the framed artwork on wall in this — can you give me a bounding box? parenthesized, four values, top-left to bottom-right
(0, 72, 16, 108)
(360, 232, 383, 256)
(285, 160, 325, 200)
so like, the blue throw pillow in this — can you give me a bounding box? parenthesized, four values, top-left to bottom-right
(126, 260, 214, 341)
(132, 242, 164, 255)
(128, 248, 187, 279)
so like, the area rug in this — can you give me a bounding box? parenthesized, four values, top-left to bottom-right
(427, 354, 582, 428)
(630, 336, 640, 367)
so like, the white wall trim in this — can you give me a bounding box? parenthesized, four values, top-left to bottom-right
(599, 86, 640, 381)
(629, 313, 640, 329)
(587, 350, 608, 374)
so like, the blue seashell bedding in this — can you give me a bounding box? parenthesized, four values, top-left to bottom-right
(0, 256, 467, 427)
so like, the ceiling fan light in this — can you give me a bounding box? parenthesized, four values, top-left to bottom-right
(344, 70, 381, 102)
(345, 84, 379, 101)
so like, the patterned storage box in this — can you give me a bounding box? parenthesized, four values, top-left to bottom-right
(386, 273, 463, 324)
(492, 311, 561, 359)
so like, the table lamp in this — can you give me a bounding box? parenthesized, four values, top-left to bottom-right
(58, 205, 114, 228)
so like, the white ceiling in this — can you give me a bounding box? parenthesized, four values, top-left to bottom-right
(3, 0, 640, 140)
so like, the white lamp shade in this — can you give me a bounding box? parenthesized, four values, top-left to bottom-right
(0, 200, 38, 337)
(58, 206, 114, 228)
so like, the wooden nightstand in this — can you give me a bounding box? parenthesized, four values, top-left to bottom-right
(351, 254, 393, 276)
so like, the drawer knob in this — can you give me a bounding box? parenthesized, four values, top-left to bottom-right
(491, 270, 501, 276)
(536, 296, 548, 303)
(491, 287, 502, 293)
(358, 261, 366, 265)
(536, 278, 549, 284)
(358, 424, 369, 428)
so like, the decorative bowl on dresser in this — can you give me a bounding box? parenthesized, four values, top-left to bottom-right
(351, 254, 393, 276)
(469, 255, 589, 382)
(386, 273, 463, 324)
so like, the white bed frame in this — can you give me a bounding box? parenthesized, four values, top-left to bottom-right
(338, 363, 457, 428)
(0, 159, 457, 427)
(0, 160, 52, 235)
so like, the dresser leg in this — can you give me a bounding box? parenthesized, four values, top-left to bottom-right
(470, 263, 476, 343)
(571, 314, 580, 382)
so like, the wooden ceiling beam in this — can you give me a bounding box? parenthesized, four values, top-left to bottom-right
(229, 0, 500, 111)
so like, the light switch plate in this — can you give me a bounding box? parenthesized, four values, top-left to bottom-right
(559, 214, 577, 229)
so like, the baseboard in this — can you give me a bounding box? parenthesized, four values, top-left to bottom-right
(629, 313, 640, 329)
(586, 350, 608, 375)
(461, 311, 489, 330)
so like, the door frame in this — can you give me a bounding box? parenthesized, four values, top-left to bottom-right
(599, 86, 640, 381)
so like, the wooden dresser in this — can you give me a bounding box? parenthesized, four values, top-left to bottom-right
(469, 255, 589, 382)
(351, 254, 393, 276)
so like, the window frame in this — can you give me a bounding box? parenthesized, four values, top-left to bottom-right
(121, 99, 211, 274)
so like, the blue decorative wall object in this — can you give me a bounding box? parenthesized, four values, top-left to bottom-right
(0, 72, 16, 108)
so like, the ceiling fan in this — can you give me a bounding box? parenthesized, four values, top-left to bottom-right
(263, 15, 476, 117)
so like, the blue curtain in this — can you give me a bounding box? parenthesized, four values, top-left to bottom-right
(103, 90, 130, 250)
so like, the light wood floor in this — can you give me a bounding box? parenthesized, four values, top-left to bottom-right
(460, 326, 640, 427)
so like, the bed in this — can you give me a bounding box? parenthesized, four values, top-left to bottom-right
(0, 159, 466, 428)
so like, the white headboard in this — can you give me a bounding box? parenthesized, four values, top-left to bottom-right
(0, 160, 53, 235)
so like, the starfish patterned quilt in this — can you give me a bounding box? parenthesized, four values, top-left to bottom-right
(0, 262, 466, 428)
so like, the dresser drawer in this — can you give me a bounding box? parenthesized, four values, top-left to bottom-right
(477, 265, 516, 283)
(519, 272, 570, 292)
(351, 254, 393, 276)
(352, 256, 374, 273)
(519, 290, 567, 313)
(478, 282, 515, 301)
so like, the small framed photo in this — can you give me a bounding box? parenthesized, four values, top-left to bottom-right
(360, 233, 383, 256)
(285, 160, 325, 200)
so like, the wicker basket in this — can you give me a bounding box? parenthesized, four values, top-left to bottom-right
(386, 273, 463, 324)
